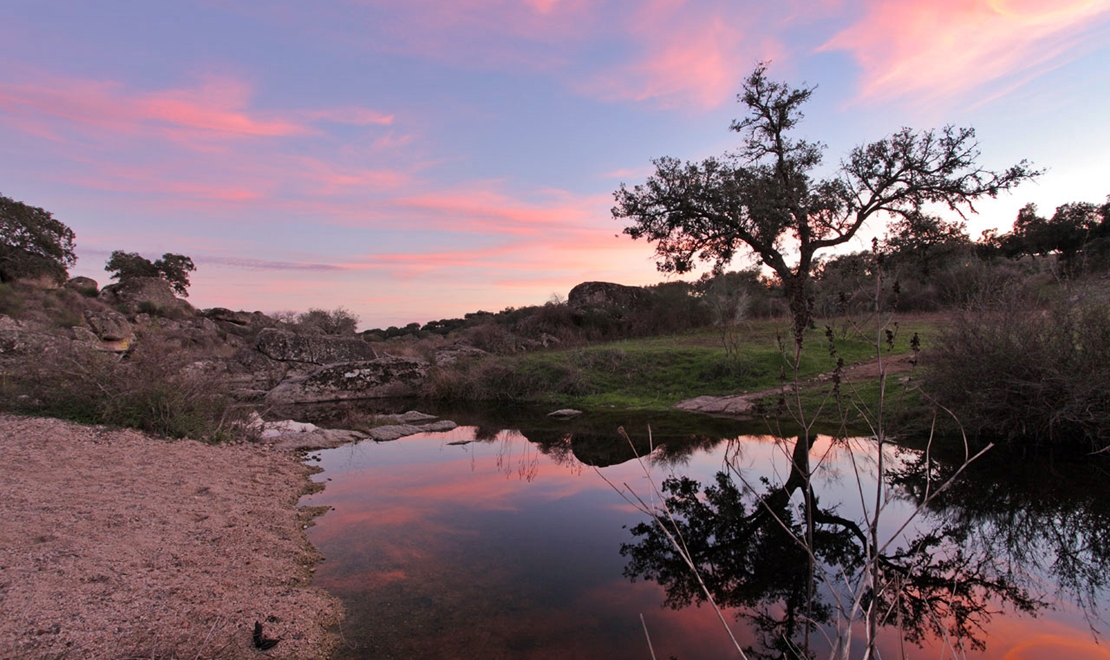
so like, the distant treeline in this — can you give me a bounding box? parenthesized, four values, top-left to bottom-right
(361, 194, 1110, 346)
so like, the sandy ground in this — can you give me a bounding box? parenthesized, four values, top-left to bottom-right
(0, 414, 343, 659)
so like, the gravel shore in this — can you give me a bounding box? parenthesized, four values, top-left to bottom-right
(0, 414, 343, 659)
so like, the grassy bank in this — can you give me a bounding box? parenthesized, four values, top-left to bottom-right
(426, 315, 939, 416)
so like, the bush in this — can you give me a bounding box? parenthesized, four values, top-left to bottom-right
(1, 335, 249, 442)
(0, 282, 23, 317)
(423, 356, 590, 401)
(137, 300, 161, 316)
(922, 286, 1110, 451)
(105, 251, 195, 296)
(296, 307, 359, 335)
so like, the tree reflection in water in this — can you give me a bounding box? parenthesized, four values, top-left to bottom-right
(614, 434, 1110, 658)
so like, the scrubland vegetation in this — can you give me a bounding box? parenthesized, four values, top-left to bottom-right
(3, 183, 1110, 456)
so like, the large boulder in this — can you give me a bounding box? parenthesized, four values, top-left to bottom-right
(83, 309, 132, 342)
(568, 281, 653, 311)
(99, 277, 194, 315)
(433, 343, 488, 366)
(264, 356, 429, 404)
(256, 328, 377, 365)
(0, 315, 29, 354)
(204, 307, 255, 326)
(65, 276, 99, 296)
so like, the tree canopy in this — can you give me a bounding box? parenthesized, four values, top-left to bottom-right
(105, 251, 196, 296)
(0, 193, 77, 284)
(1002, 199, 1110, 271)
(612, 64, 1038, 345)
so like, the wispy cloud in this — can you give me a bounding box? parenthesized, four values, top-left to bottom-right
(0, 75, 307, 142)
(240, 0, 775, 110)
(0, 71, 397, 146)
(575, 0, 768, 110)
(198, 256, 348, 272)
(300, 107, 395, 125)
(822, 0, 1110, 104)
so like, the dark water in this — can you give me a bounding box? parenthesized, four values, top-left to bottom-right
(300, 412, 1110, 659)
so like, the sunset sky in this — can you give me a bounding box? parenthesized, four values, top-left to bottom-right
(3, 0, 1108, 328)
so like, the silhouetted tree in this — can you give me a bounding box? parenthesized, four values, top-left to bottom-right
(880, 210, 971, 279)
(0, 193, 77, 284)
(105, 250, 196, 296)
(613, 63, 1038, 348)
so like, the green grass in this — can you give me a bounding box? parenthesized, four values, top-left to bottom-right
(440, 316, 940, 413)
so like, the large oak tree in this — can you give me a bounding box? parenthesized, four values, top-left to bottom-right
(613, 64, 1038, 347)
(0, 194, 77, 284)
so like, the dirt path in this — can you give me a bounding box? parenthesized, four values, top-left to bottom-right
(676, 354, 918, 417)
(0, 415, 343, 659)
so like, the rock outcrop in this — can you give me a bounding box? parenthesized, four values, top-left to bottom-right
(204, 308, 256, 326)
(256, 328, 378, 365)
(83, 309, 133, 342)
(434, 343, 488, 366)
(363, 420, 456, 441)
(251, 410, 456, 450)
(568, 281, 653, 311)
(264, 356, 429, 404)
(99, 277, 194, 314)
(65, 276, 99, 296)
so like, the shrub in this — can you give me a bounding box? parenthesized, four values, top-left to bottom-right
(106, 250, 196, 296)
(137, 300, 161, 316)
(1, 335, 249, 442)
(423, 356, 590, 401)
(922, 285, 1110, 451)
(0, 282, 24, 317)
(296, 307, 359, 335)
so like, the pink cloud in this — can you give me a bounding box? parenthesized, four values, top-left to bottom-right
(0, 75, 308, 141)
(300, 107, 395, 125)
(253, 1, 769, 110)
(822, 0, 1110, 103)
(392, 187, 607, 236)
(0, 72, 398, 146)
(578, 1, 760, 110)
(291, 156, 411, 193)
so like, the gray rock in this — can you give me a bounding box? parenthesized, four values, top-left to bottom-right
(674, 395, 756, 416)
(204, 307, 255, 326)
(399, 410, 438, 423)
(0, 315, 28, 353)
(71, 326, 100, 343)
(65, 276, 99, 295)
(266, 428, 370, 451)
(366, 420, 457, 441)
(256, 328, 378, 365)
(434, 344, 488, 365)
(547, 408, 583, 419)
(264, 356, 429, 404)
(367, 410, 439, 424)
(568, 281, 653, 311)
(99, 278, 194, 314)
(83, 309, 133, 342)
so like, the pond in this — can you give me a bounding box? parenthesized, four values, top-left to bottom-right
(299, 409, 1110, 659)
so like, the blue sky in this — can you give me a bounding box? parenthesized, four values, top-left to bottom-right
(2, 0, 1108, 327)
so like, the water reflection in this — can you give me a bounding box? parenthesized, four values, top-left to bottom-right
(301, 416, 1110, 659)
(620, 435, 1110, 658)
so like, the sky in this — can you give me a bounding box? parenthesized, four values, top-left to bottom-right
(2, 0, 1108, 329)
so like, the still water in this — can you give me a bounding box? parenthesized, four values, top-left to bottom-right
(300, 414, 1110, 659)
